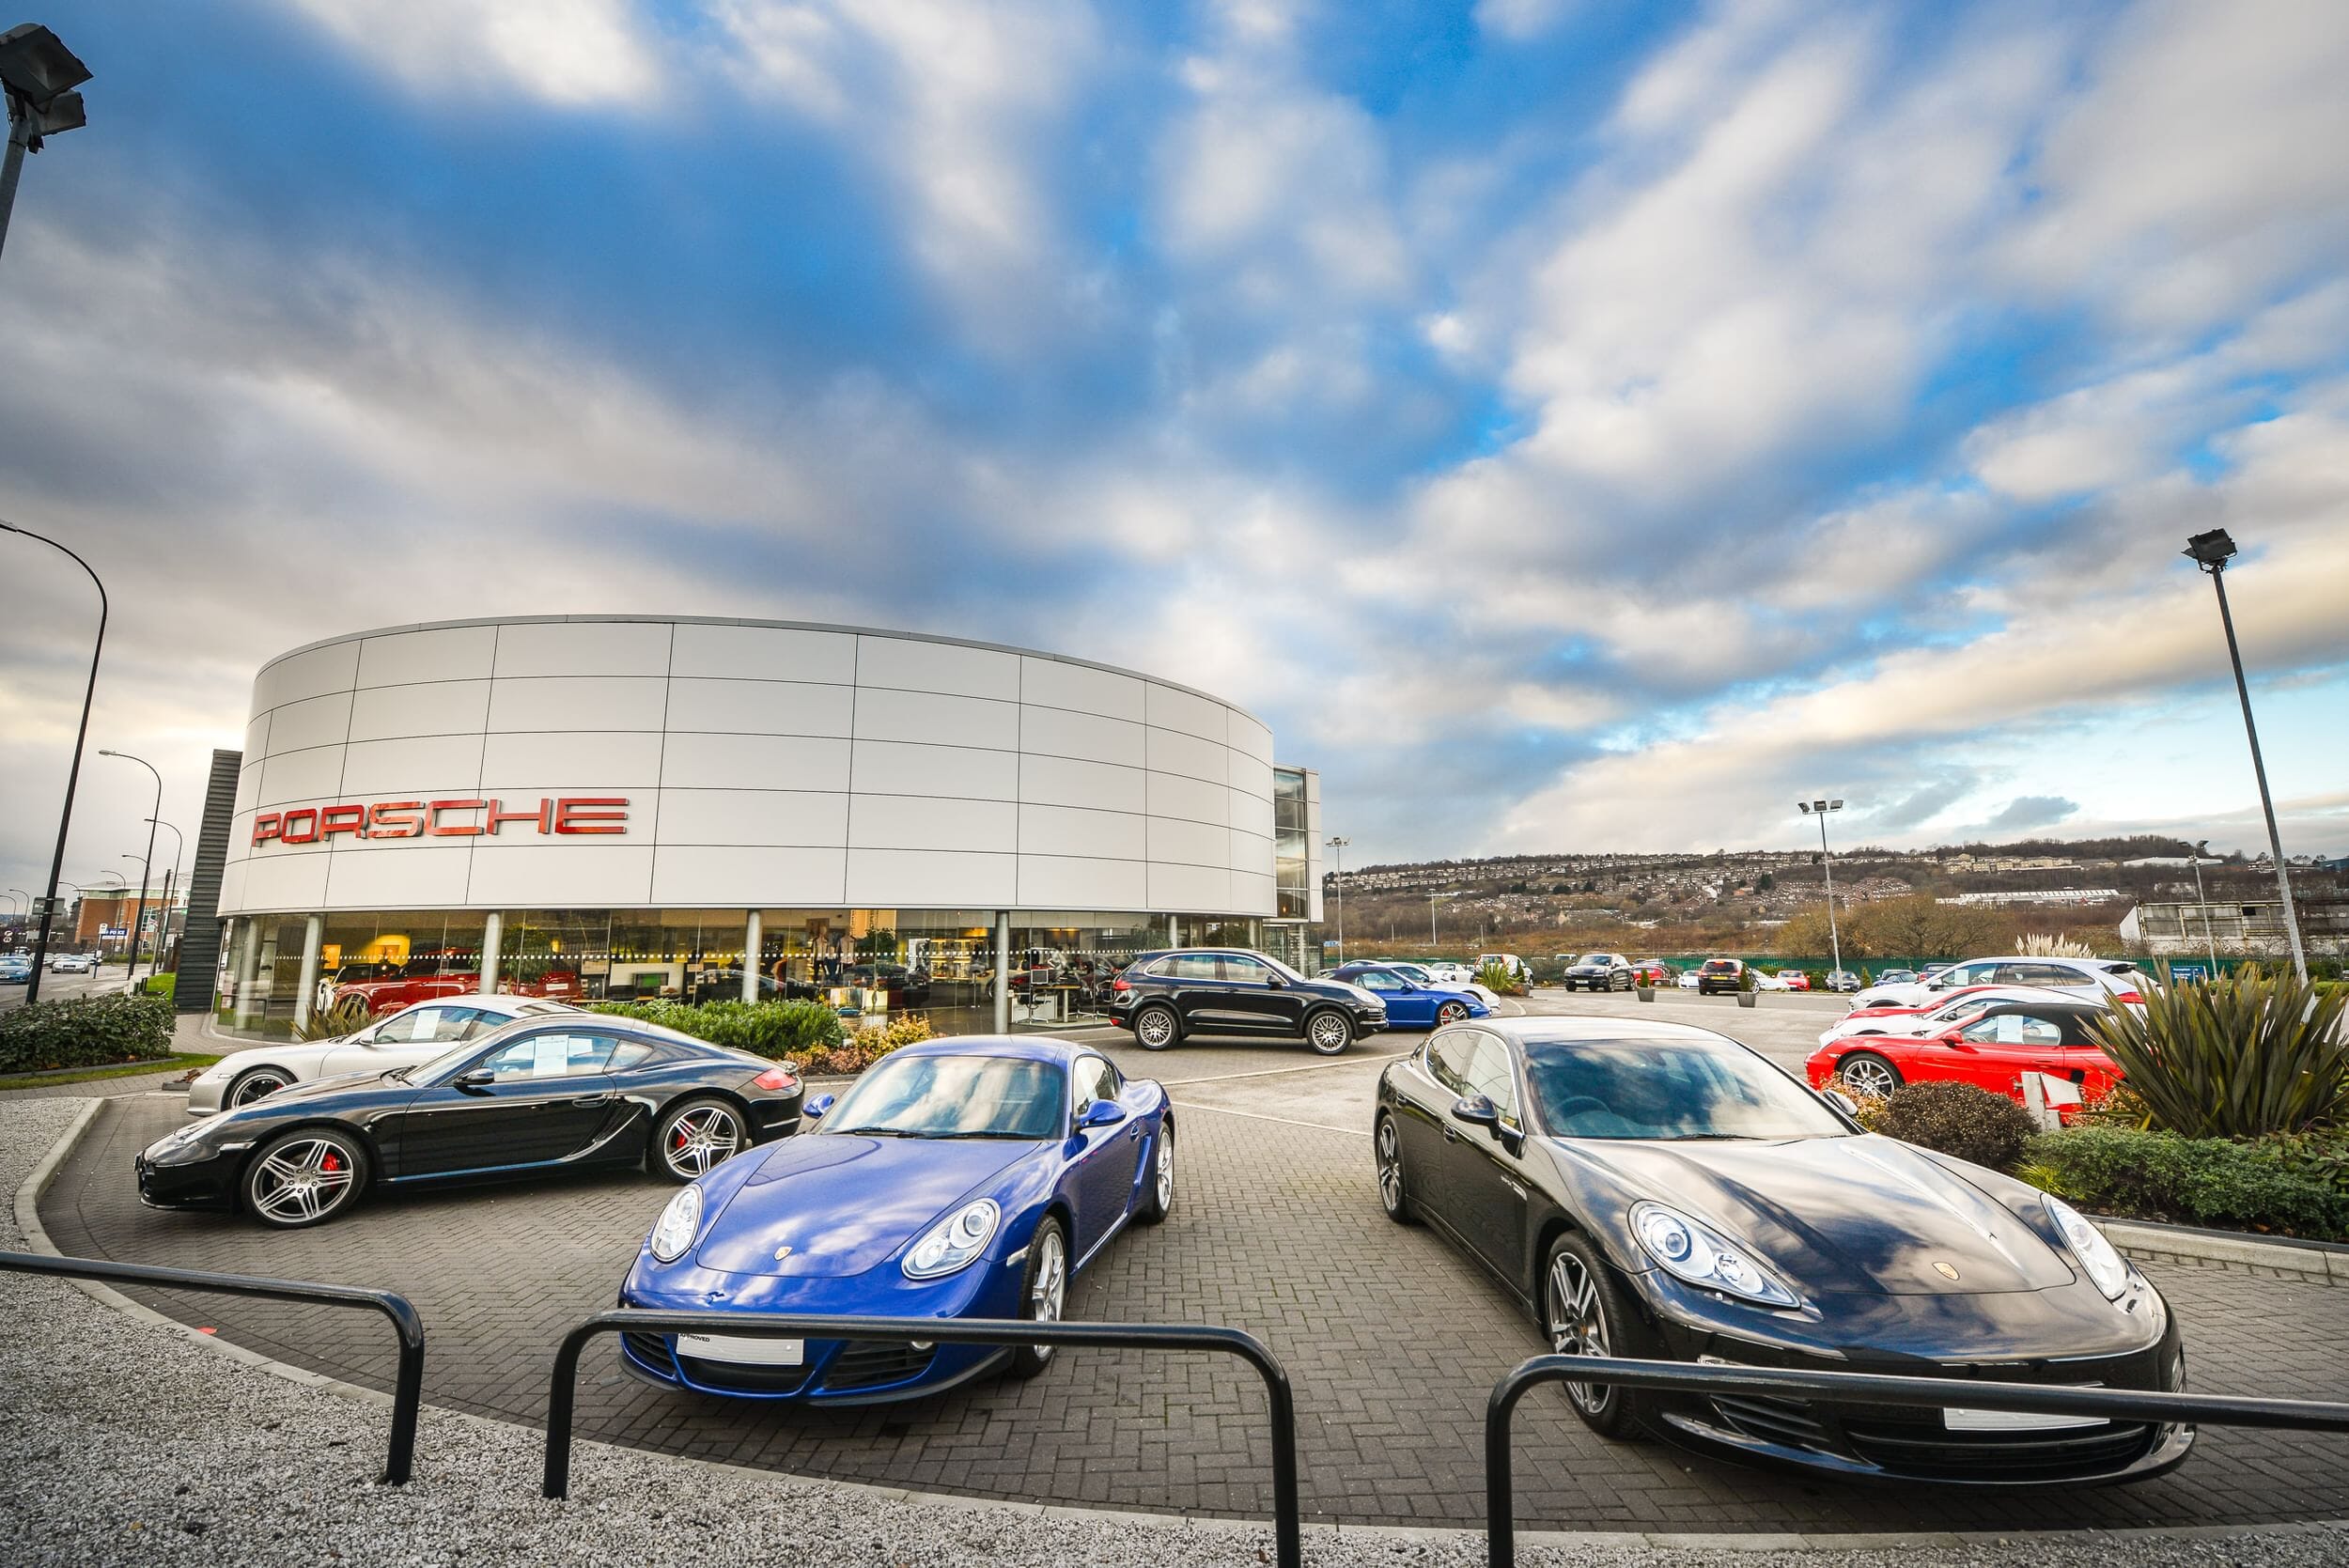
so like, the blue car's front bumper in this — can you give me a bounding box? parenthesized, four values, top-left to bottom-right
(616, 1240, 1036, 1405)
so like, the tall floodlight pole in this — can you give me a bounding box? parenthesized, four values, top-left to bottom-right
(1326, 836, 1349, 967)
(2188, 841, 2218, 976)
(2184, 530, 2309, 984)
(148, 817, 182, 968)
(102, 751, 162, 986)
(0, 24, 90, 264)
(1429, 893, 1438, 946)
(4, 519, 105, 1001)
(1797, 799, 1844, 977)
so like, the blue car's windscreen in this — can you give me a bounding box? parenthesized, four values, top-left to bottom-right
(824, 1054, 1066, 1140)
(1525, 1037, 1846, 1141)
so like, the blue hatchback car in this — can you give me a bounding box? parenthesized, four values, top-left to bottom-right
(617, 1036, 1171, 1404)
(1324, 962, 1490, 1029)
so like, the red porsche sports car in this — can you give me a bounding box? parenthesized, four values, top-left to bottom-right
(1808, 997, 2121, 1115)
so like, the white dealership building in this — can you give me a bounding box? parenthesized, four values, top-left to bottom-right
(205, 616, 1321, 1038)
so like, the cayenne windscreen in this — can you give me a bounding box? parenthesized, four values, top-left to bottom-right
(1525, 1037, 1849, 1141)
(823, 1053, 1065, 1140)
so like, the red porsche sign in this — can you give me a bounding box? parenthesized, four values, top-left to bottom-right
(252, 797, 629, 847)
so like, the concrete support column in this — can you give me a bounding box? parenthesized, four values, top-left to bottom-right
(230, 919, 261, 1029)
(742, 909, 762, 1001)
(478, 911, 504, 995)
(292, 915, 324, 1032)
(1168, 916, 1180, 948)
(993, 910, 1011, 1034)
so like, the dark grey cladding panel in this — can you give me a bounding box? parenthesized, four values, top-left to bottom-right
(176, 748, 241, 1015)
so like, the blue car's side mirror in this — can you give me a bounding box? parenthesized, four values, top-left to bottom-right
(1080, 1099, 1127, 1129)
(805, 1093, 835, 1120)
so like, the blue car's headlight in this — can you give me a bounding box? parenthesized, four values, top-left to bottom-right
(650, 1185, 703, 1264)
(903, 1199, 1000, 1280)
(1631, 1201, 1798, 1308)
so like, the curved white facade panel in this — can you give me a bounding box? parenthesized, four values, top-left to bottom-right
(220, 617, 1279, 918)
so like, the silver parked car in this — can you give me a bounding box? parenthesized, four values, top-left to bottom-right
(1847, 956, 2151, 1014)
(185, 995, 581, 1114)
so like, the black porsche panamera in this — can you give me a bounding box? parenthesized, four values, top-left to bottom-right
(1374, 1016, 2191, 1485)
(136, 1016, 803, 1229)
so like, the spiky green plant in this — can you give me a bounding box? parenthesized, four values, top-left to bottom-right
(2083, 967, 2348, 1138)
(294, 996, 378, 1042)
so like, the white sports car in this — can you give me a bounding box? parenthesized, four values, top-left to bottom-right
(185, 995, 580, 1114)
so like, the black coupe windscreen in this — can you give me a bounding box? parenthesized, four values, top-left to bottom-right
(825, 1054, 1065, 1140)
(1526, 1037, 1848, 1141)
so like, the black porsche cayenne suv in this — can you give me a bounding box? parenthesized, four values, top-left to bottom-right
(1109, 948, 1387, 1054)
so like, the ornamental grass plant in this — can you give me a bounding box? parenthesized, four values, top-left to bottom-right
(2084, 967, 2348, 1138)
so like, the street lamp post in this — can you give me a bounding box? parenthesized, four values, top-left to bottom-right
(2188, 842, 2218, 976)
(101, 751, 162, 987)
(147, 817, 182, 970)
(2184, 530, 2309, 984)
(1326, 836, 1350, 967)
(4, 518, 106, 1003)
(1428, 893, 1438, 947)
(1797, 799, 1844, 978)
(0, 23, 89, 264)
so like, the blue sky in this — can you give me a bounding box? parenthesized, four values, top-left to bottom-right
(2, 0, 2346, 893)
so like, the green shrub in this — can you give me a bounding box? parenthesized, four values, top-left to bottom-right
(807, 1013, 935, 1076)
(0, 992, 175, 1074)
(2017, 1125, 2349, 1242)
(1877, 1080, 2037, 1171)
(2085, 967, 2348, 1137)
(588, 998, 844, 1061)
(295, 996, 375, 1041)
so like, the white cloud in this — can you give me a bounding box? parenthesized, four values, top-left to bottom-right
(278, 0, 661, 105)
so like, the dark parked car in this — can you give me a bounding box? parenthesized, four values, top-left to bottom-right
(1373, 1017, 2188, 1484)
(1695, 957, 1746, 995)
(136, 1016, 803, 1228)
(1109, 948, 1386, 1054)
(1562, 953, 1636, 992)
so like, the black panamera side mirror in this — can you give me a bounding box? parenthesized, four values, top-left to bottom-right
(454, 1068, 495, 1091)
(1450, 1094, 1500, 1128)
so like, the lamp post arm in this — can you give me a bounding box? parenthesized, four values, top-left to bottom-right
(3, 519, 107, 1003)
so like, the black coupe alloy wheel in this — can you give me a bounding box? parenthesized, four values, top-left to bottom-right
(1545, 1234, 1649, 1437)
(657, 1098, 746, 1181)
(244, 1129, 366, 1229)
(1375, 1116, 1414, 1223)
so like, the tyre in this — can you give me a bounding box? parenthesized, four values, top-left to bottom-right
(1374, 1114, 1416, 1224)
(1132, 1004, 1180, 1051)
(1304, 1008, 1353, 1056)
(1435, 1001, 1470, 1026)
(1136, 1122, 1174, 1225)
(242, 1127, 367, 1229)
(1834, 1052, 1902, 1099)
(652, 1096, 748, 1182)
(1544, 1232, 1657, 1439)
(226, 1065, 296, 1108)
(1004, 1216, 1068, 1378)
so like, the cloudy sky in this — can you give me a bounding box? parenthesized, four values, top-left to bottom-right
(4, 0, 2346, 899)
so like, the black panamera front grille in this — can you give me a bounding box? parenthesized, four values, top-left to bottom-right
(1841, 1416, 2155, 1481)
(820, 1340, 938, 1392)
(1710, 1391, 1832, 1450)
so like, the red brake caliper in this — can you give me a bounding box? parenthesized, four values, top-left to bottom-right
(322, 1151, 341, 1173)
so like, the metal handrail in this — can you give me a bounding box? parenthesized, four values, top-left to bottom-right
(547, 1311, 1299, 1568)
(1486, 1353, 2349, 1568)
(0, 1248, 427, 1483)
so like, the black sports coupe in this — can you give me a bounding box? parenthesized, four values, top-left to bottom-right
(136, 1015, 802, 1228)
(1374, 1016, 2190, 1484)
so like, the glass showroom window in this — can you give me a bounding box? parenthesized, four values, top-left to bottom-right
(603, 909, 749, 1003)
(503, 908, 614, 999)
(1005, 912, 1177, 1028)
(218, 915, 316, 1039)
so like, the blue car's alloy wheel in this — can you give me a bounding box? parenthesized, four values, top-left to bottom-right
(1138, 1125, 1174, 1224)
(1436, 1001, 1469, 1026)
(1008, 1219, 1067, 1379)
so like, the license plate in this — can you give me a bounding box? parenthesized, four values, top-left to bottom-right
(1945, 1406, 2108, 1431)
(677, 1333, 804, 1366)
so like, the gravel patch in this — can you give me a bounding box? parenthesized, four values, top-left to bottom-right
(4, 1095, 2342, 1568)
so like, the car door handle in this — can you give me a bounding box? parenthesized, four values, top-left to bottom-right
(1443, 1126, 1463, 1143)
(1127, 1125, 1143, 1141)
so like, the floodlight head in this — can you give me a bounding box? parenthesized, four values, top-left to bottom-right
(0, 24, 91, 109)
(2183, 529, 2236, 570)
(31, 86, 82, 137)
(1829, 799, 1843, 811)
(1797, 801, 1811, 814)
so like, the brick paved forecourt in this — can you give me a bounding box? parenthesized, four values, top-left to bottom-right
(30, 1001, 2349, 1543)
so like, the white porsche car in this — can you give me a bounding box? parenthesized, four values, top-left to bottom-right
(185, 995, 581, 1114)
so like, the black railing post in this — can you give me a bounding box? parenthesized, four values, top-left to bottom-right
(544, 1311, 1299, 1568)
(0, 1250, 428, 1484)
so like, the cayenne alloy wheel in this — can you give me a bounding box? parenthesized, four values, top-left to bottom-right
(1306, 1011, 1352, 1055)
(1134, 1007, 1178, 1049)
(661, 1103, 744, 1179)
(246, 1134, 362, 1227)
(1836, 1054, 1901, 1099)
(1548, 1251, 1611, 1416)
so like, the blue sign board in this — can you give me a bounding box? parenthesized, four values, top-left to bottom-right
(2168, 960, 2211, 984)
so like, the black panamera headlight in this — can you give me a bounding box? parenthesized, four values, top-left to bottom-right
(2044, 1195, 2130, 1300)
(1631, 1202, 1798, 1308)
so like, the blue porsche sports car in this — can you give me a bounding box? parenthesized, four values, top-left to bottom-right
(1324, 961, 1492, 1029)
(617, 1035, 1172, 1403)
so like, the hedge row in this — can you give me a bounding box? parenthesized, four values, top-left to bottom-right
(587, 998, 843, 1059)
(0, 992, 176, 1075)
